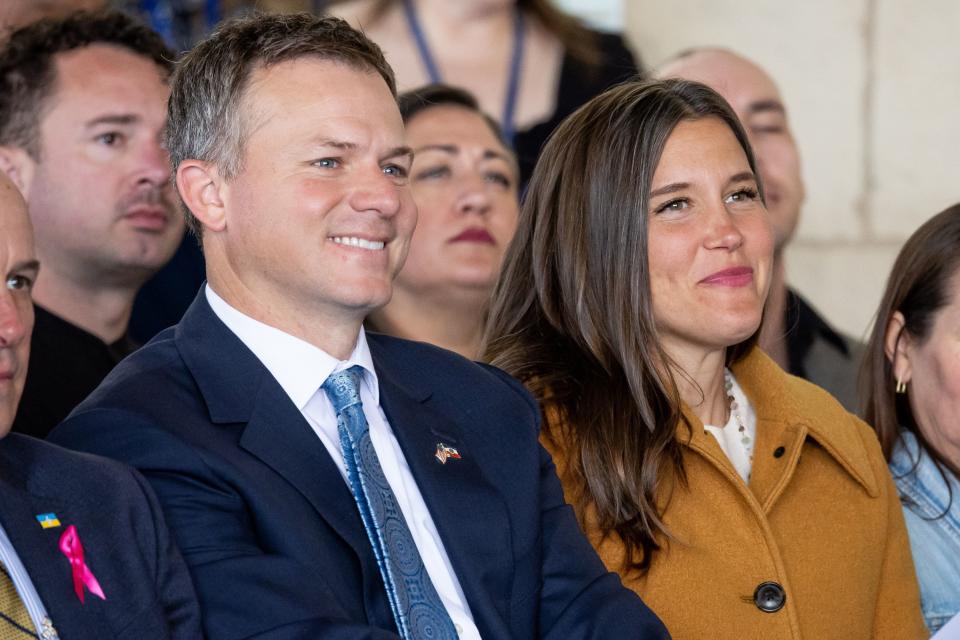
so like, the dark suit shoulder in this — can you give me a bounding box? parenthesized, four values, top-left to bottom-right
(366, 332, 538, 413)
(364, 331, 477, 370)
(0, 433, 146, 499)
(49, 328, 213, 475)
(68, 327, 191, 416)
(366, 332, 523, 388)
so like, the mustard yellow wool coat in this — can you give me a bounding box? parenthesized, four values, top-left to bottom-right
(543, 347, 927, 639)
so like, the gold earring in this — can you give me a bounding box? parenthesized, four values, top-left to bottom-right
(895, 378, 907, 394)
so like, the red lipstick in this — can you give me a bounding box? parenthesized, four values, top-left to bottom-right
(450, 227, 495, 244)
(699, 266, 754, 287)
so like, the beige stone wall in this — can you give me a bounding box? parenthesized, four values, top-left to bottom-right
(624, 0, 960, 342)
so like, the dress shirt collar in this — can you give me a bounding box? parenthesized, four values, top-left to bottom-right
(205, 284, 379, 408)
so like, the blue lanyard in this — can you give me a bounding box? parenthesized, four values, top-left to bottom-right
(401, 0, 526, 145)
(205, 0, 221, 32)
(141, 0, 174, 45)
(142, 0, 221, 45)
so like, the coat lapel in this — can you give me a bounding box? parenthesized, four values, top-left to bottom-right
(0, 480, 108, 639)
(236, 382, 399, 624)
(376, 367, 514, 639)
(238, 381, 368, 556)
(732, 347, 880, 497)
(176, 292, 372, 569)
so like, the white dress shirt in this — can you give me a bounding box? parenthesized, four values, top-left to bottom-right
(206, 286, 479, 639)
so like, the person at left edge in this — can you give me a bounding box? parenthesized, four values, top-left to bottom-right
(48, 12, 669, 640)
(0, 173, 201, 639)
(0, 11, 184, 439)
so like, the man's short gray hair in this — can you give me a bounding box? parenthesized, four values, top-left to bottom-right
(165, 12, 396, 236)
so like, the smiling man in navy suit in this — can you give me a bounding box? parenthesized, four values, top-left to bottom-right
(49, 12, 669, 640)
(0, 174, 199, 639)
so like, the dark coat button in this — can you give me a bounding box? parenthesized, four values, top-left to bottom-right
(754, 581, 786, 612)
(774, 446, 786, 458)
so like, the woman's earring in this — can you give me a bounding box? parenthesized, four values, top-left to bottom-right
(895, 378, 907, 394)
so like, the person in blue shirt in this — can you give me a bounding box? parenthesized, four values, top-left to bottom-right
(861, 203, 960, 634)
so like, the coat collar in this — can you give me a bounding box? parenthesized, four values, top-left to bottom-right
(175, 291, 435, 424)
(174, 290, 269, 424)
(720, 346, 878, 496)
(370, 354, 514, 638)
(175, 291, 383, 563)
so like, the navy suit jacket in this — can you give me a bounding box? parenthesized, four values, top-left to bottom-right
(50, 293, 668, 639)
(0, 434, 200, 639)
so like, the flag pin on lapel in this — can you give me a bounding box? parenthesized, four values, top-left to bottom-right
(435, 443, 461, 465)
(36, 513, 61, 529)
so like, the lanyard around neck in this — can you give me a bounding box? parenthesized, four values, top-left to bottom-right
(401, 0, 526, 145)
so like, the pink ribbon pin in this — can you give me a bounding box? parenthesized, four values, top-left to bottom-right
(58, 525, 105, 604)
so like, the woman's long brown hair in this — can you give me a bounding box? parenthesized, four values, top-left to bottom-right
(482, 79, 762, 572)
(861, 204, 960, 484)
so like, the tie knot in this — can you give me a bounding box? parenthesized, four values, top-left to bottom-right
(321, 365, 365, 414)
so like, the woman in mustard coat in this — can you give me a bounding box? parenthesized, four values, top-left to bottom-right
(484, 79, 926, 639)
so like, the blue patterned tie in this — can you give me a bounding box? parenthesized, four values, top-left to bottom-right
(322, 367, 459, 640)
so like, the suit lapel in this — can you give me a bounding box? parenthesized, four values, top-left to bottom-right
(176, 292, 381, 602)
(376, 370, 514, 638)
(238, 380, 368, 557)
(0, 482, 107, 640)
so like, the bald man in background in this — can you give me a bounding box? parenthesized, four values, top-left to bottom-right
(659, 48, 864, 412)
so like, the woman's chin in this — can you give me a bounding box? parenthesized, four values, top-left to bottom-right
(714, 317, 763, 350)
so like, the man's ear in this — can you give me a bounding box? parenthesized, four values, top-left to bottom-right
(0, 146, 36, 196)
(884, 310, 912, 384)
(176, 160, 227, 233)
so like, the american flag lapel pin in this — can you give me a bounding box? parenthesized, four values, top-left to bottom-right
(435, 443, 461, 465)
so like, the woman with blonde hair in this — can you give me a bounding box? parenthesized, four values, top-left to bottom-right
(483, 78, 926, 639)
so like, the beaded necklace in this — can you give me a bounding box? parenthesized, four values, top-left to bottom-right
(724, 368, 754, 463)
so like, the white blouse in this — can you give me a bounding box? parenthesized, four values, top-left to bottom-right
(703, 370, 757, 483)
